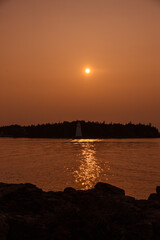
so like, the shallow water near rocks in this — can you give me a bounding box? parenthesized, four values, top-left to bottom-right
(0, 138, 159, 199)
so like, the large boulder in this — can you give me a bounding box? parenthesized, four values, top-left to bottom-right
(94, 182, 125, 196)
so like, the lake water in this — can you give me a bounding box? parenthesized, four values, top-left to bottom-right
(0, 138, 159, 199)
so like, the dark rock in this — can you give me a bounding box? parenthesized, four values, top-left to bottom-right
(64, 187, 77, 194)
(94, 182, 125, 196)
(122, 195, 135, 203)
(0, 215, 9, 240)
(156, 186, 160, 195)
(148, 193, 160, 201)
(0, 182, 159, 240)
(126, 221, 153, 240)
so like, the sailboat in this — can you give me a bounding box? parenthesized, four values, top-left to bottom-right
(75, 122, 82, 138)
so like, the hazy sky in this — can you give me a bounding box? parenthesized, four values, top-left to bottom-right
(0, 0, 160, 128)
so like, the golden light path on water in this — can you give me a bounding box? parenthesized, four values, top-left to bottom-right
(72, 139, 105, 190)
(0, 138, 160, 198)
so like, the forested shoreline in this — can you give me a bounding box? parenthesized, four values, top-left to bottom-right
(0, 121, 159, 138)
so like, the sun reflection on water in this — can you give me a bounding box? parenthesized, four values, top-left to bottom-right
(73, 139, 102, 190)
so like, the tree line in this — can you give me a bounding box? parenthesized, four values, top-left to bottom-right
(0, 121, 159, 138)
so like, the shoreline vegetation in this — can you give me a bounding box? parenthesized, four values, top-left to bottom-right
(0, 182, 160, 239)
(0, 121, 159, 138)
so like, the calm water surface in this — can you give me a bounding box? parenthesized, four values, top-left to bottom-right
(0, 138, 159, 199)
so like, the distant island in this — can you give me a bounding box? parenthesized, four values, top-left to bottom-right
(0, 121, 159, 138)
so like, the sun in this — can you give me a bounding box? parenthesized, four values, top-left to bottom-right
(85, 68, 91, 74)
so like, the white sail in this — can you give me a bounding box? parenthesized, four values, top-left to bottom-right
(76, 122, 82, 138)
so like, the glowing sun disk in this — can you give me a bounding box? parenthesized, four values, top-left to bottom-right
(85, 68, 91, 74)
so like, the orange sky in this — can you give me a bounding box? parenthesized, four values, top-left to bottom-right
(0, 0, 160, 129)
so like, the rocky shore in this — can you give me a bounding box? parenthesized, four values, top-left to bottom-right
(0, 182, 160, 240)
